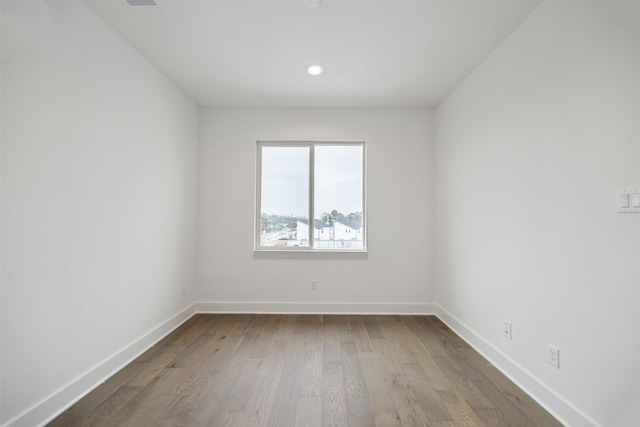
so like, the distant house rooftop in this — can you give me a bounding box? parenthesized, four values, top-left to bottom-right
(298, 219, 329, 229)
(335, 220, 362, 229)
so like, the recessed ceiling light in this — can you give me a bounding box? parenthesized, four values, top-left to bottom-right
(307, 65, 324, 76)
(303, 0, 320, 8)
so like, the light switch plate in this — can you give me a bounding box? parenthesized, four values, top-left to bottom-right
(617, 188, 640, 213)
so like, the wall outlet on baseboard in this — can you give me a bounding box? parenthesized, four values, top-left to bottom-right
(503, 320, 512, 340)
(547, 344, 560, 368)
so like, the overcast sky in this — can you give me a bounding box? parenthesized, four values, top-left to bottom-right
(261, 145, 363, 218)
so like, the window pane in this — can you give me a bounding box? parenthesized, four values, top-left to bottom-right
(314, 145, 364, 250)
(260, 146, 309, 247)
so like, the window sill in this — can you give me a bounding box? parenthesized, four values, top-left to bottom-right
(253, 249, 368, 260)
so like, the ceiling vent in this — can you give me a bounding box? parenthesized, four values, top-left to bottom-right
(127, 0, 157, 6)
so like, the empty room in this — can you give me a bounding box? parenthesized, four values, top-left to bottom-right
(1, 0, 638, 426)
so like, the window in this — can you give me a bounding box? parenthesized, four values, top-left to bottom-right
(256, 141, 365, 252)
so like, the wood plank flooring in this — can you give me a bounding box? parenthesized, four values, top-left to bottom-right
(49, 314, 562, 426)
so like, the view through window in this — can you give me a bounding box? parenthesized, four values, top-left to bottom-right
(256, 141, 365, 251)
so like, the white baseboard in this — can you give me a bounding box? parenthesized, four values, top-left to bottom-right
(197, 301, 437, 315)
(4, 303, 198, 427)
(7, 302, 594, 427)
(435, 305, 598, 427)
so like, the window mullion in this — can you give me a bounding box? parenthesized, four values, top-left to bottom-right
(309, 144, 315, 249)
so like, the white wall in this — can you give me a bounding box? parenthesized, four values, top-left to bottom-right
(0, 1, 199, 425)
(198, 108, 435, 313)
(435, 2, 639, 426)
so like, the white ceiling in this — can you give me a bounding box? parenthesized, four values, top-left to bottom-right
(86, 0, 541, 108)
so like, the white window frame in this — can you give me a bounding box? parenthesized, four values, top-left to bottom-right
(255, 140, 367, 254)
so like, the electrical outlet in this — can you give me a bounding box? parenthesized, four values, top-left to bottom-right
(181, 284, 186, 296)
(310, 279, 318, 290)
(503, 320, 512, 340)
(547, 344, 560, 368)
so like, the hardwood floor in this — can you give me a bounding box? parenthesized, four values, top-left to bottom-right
(49, 314, 562, 426)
